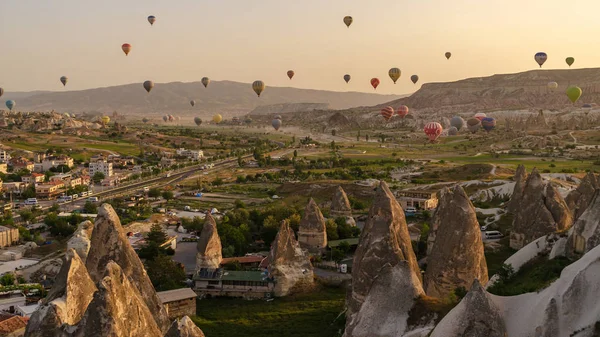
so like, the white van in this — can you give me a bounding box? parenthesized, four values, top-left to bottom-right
(24, 198, 38, 206)
(484, 231, 504, 240)
(87, 197, 99, 202)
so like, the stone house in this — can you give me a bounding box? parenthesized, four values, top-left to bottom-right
(157, 288, 197, 320)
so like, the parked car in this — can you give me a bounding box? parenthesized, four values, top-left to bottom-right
(483, 231, 504, 240)
(87, 197, 99, 202)
(24, 198, 38, 206)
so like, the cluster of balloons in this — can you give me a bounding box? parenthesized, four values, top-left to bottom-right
(162, 115, 176, 122)
(423, 112, 498, 142)
(380, 105, 410, 121)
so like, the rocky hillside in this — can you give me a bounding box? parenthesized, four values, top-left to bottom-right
(248, 103, 330, 116)
(2, 81, 401, 117)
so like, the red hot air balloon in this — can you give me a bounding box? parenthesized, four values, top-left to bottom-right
(424, 122, 443, 142)
(381, 107, 394, 121)
(122, 43, 132, 56)
(287, 70, 295, 80)
(370, 78, 380, 90)
(397, 105, 409, 118)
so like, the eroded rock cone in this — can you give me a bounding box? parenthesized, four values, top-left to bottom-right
(424, 185, 488, 298)
(567, 190, 600, 257)
(331, 186, 353, 217)
(165, 316, 206, 337)
(196, 213, 222, 270)
(268, 221, 314, 297)
(507, 164, 527, 214)
(73, 261, 163, 337)
(565, 172, 599, 221)
(67, 220, 94, 263)
(297, 198, 327, 252)
(430, 280, 506, 337)
(85, 204, 170, 332)
(510, 169, 573, 250)
(25, 249, 97, 337)
(344, 181, 423, 337)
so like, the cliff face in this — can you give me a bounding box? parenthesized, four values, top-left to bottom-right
(565, 172, 599, 221)
(507, 165, 527, 215)
(196, 214, 223, 270)
(330, 186, 353, 217)
(67, 220, 94, 263)
(297, 198, 327, 252)
(567, 190, 600, 257)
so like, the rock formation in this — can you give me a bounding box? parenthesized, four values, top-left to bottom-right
(510, 168, 573, 250)
(85, 204, 170, 332)
(268, 221, 314, 297)
(424, 185, 488, 298)
(566, 190, 600, 257)
(344, 181, 424, 337)
(430, 280, 506, 337)
(67, 220, 94, 262)
(565, 172, 599, 220)
(506, 164, 527, 214)
(297, 198, 327, 252)
(165, 316, 206, 337)
(196, 213, 223, 270)
(25, 249, 97, 336)
(330, 186, 353, 217)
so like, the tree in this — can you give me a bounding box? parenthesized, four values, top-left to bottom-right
(148, 188, 161, 198)
(21, 185, 36, 199)
(145, 255, 186, 291)
(325, 219, 339, 241)
(83, 201, 97, 214)
(92, 172, 105, 184)
(0, 273, 15, 286)
(161, 191, 174, 201)
(147, 223, 168, 245)
(293, 150, 298, 158)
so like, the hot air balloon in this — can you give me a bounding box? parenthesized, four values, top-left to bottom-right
(0, 88, 3, 98)
(450, 116, 465, 130)
(143, 80, 154, 93)
(567, 86, 582, 104)
(583, 103, 593, 110)
(344, 74, 351, 83)
(148, 15, 156, 26)
(343, 16, 353, 28)
(252, 80, 265, 97)
(190, 100, 196, 107)
(201, 77, 210, 88)
(467, 118, 481, 133)
(274, 115, 282, 120)
(370, 78, 380, 90)
(411, 75, 419, 84)
(445, 52, 452, 60)
(213, 114, 223, 124)
(424, 122, 443, 142)
(168, 115, 174, 122)
(163, 115, 168, 122)
(5, 100, 15, 111)
(474, 112, 487, 121)
(397, 105, 409, 118)
(101, 116, 110, 125)
(535, 52, 548, 68)
(448, 127, 459, 136)
(287, 70, 295, 80)
(60, 76, 68, 87)
(194, 117, 203, 126)
(122, 43, 131, 56)
(481, 117, 496, 132)
(389, 68, 401, 84)
(244, 118, 253, 125)
(381, 107, 394, 121)
(142, 118, 149, 124)
(566, 57, 575, 67)
(548, 81, 559, 90)
(272, 118, 282, 131)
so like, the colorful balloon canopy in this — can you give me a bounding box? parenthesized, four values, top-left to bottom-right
(163, 115, 168, 122)
(450, 116, 465, 130)
(274, 115, 282, 120)
(396, 105, 409, 118)
(343, 16, 353, 28)
(424, 122, 443, 141)
(344, 74, 351, 83)
(287, 70, 295, 80)
(5, 100, 15, 111)
(567, 86, 582, 104)
(381, 107, 394, 121)
(566, 57, 575, 67)
(411, 75, 419, 84)
(101, 116, 110, 124)
(389, 68, 401, 84)
(445, 52, 452, 60)
(201, 77, 210, 88)
(213, 114, 223, 124)
(448, 127, 459, 136)
(122, 43, 131, 56)
(190, 100, 195, 107)
(168, 115, 174, 122)
(142, 118, 149, 124)
(272, 118, 282, 131)
(60, 76, 68, 87)
(148, 15, 156, 26)
(481, 117, 496, 132)
(548, 82, 559, 90)
(535, 52, 548, 68)
(467, 118, 481, 133)
(474, 112, 487, 121)
(143, 80, 154, 93)
(0, 88, 3, 98)
(252, 80, 265, 97)
(370, 78, 380, 90)
(194, 117, 203, 126)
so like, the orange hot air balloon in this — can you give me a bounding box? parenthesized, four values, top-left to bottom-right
(397, 105, 409, 118)
(122, 43, 131, 56)
(370, 78, 380, 90)
(381, 107, 394, 121)
(287, 70, 295, 80)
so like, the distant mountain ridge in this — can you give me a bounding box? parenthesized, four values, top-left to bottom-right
(249, 103, 331, 116)
(2, 80, 403, 117)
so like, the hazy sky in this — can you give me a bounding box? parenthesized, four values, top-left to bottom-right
(1, 0, 598, 95)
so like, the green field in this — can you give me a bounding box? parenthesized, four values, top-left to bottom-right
(192, 286, 346, 337)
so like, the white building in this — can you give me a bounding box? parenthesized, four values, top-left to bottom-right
(89, 160, 113, 178)
(176, 148, 204, 161)
(34, 156, 74, 173)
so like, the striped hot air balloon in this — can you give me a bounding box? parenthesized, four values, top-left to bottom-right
(396, 105, 409, 118)
(389, 68, 401, 84)
(424, 122, 443, 142)
(370, 78, 380, 90)
(201, 77, 210, 88)
(122, 43, 132, 56)
(535, 52, 548, 68)
(381, 107, 394, 121)
(252, 80, 265, 97)
(481, 117, 496, 132)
